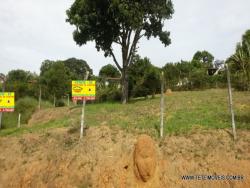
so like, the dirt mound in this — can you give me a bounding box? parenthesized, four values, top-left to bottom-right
(165, 89, 172, 95)
(134, 134, 157, 182)
(0, 127, 249, 188)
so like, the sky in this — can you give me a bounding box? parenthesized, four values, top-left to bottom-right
(0, 0, 250, 75)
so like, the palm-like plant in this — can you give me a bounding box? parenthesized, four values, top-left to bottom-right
(228, 41, 250, 90)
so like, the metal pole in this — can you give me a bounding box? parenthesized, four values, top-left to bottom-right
(160, 71, 165, 138)
(80, 71, 89, 139)
(226, 64, 237, 140)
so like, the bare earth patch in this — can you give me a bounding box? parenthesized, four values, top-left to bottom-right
(0, 126, 249, 188)
(28, 107, 71, 126)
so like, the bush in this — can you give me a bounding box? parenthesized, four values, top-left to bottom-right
(55, 99, 65, 107)
(15, 97, 38, 124)
(1, 97, 38, 129)
(96, 87, 121, 102)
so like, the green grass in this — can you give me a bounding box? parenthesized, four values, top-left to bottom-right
(1, 89, 249, 137)
(1, 97, 53, 129)
(0, 117, 69, 136)
(69, 89, 250, 136)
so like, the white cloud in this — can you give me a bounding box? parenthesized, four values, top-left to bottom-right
(0, 0, 250, 75)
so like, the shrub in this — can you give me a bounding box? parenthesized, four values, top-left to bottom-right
(96, 87, 121, 102)
(15, 97, 38, 124)
(56, 99, 65, 107)
(2, 97, 38, 129)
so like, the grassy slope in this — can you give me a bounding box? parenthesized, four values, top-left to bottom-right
(1, 98, 53, 129)
(84, 89, 250, 135)
(0, 89, 249, 137)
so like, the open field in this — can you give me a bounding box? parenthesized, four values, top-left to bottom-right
(1, 89, 249, 137)
(0, 89, 249, 187)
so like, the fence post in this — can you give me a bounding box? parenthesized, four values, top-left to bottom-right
(67, 94, 70, 106)
(53, 94, 56, 107)
(160, 71, 165, 138)
(0, 113, 2, 130)
(18, 113, 21, 128)
(226, 64, 237, 140)
(0, 76, 6, 129)
(38, 85, 41, 110)
(80, 71, 89, 139)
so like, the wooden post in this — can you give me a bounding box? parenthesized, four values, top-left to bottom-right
(18, 113, 21, 128)
(80, 71, 89, 139)
(0, 77, 6, 129)
(38, 85, 41, 110)
(160, 71, 165, 138)
(80, 100, 86, 139)
(226, 64, 237, 140)
(67, 94, 70, 106)
(0, 113, 2, 130)
(53, 94, 56, 107)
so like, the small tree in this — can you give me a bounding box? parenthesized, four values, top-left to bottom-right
(66, 0, 174, 103)
(192, 50, 214, 68)
(64, 58, 93, 80)
(228, 30, 250, 91)
(5, 70, 38, 100)
(99, 64, 121, 78)
(40, 61, 71, 100)
(129, 56, 160, 98)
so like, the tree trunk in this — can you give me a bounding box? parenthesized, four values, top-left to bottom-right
(121, 68, 129, 104)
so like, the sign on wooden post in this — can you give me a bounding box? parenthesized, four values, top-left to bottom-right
(72, 73, 96, 139)
(72, 80, 96, 101)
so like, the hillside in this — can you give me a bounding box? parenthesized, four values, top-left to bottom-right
(0, 89, 249, 188)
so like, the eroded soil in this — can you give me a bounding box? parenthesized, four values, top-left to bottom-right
(0, 126, 249, 188)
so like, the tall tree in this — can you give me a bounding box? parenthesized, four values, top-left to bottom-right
(66, 0, 174, 103)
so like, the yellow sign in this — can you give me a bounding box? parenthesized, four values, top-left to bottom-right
(0, 92, 15, 112)
(72, 81, 96, 100)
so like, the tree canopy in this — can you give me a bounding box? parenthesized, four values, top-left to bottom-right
(64, 58, 93, 79)
(129, 56, 161, 98)
(228, 30, 250, 90)
(192, 50, 214, 68)
(99, 64, 121, 78)
(5, 70, 38, 99)
(40, 61, 71, 100)
(66, 0, 174, 103)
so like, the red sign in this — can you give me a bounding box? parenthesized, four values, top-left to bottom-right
(72, 96, 96, 101)
(0, 108, 15, 112)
